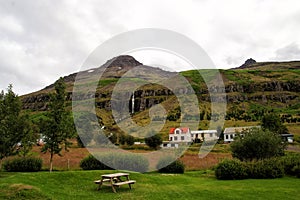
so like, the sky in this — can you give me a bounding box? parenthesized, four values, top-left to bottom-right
(1, 0, 300, 95)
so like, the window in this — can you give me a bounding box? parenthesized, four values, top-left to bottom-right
(163, 144, 167, 147)
(171, 144, 175, 147)
(230, 134, 233, 139)
(210, 133, 213, 137)
(170, 137, 173, 141)
(181, 136, 185, 141)
(225, 135, 228, 140)
(174, 136, 178, 141)
(175, 130, 180, 134)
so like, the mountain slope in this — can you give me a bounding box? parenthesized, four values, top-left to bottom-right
(21, 56, 300, 137)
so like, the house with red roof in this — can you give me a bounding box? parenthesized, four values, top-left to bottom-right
(161, 127, 219, 148)
(169, 127, 192, 143)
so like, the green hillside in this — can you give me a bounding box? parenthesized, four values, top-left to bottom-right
(20, 56, 300, 140)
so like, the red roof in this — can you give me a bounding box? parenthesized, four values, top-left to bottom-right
(169, 128, 176, 134)
(169, 127, 190, 134)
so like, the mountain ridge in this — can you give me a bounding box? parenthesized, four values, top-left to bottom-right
(20, 55, 300, 135)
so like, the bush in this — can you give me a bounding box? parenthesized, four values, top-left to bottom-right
(80, 155, 112, 170)
(215, 159, 249, 180)
(119, 135, 135, 146)
(98, 152, 149, 172)
(249, 158, 284, 179)
(292, 165, 300, 178)
(3, 157, 42, 172)
(281, 154, 300, 176)
(126, 135, 135, 146)
(231, 128, 285, 161)
(81, 152, 149, 172)
(157, 157, 185, 174)
(145, 131, 162, 149)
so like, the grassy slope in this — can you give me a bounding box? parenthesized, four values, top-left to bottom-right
(24, 67, 300, 136)
(1, 170, 300, 200)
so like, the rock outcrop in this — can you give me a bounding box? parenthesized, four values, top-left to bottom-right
(20, 56, 300, 113)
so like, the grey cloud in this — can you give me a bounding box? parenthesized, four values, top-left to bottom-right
(273, 43, 300, 61)
(0, 0, 125, 95)
(1, 0, 300, 94)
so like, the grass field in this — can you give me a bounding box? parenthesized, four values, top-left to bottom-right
(1, 170, 300, 200)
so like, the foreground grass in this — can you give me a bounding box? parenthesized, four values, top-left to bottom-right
(0, 170, 300, 200)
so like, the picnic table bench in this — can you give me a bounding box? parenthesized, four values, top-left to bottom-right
(94, 173, 136, 193)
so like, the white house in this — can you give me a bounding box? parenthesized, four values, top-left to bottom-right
(190, 130, 219, 142)
(160, 127, 218, 148)
(223, 126, 260, 142)
(169, 127, 192, 143)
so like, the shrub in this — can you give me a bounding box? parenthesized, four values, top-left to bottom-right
(231, 128, 285, 161)
(157, 157, 185, 174)
(292, 165, 300, 178)
(3, 157, 42, 172)
(281, 154, 300, 176)
(82, 152, 149, 172)
(249, 158, 284, 179)
(80, 155, 112, 170)
(120, 135, 135, 146)
(101, 152, 149, 172)
(145, 131, 162, 149)
(261, 113, 289, 135)
(126, 135, 135, 146)
(215, 159, 249, 180)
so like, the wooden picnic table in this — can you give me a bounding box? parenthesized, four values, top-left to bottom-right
(94, 172, 136, 193)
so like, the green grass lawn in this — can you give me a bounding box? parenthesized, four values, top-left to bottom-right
(0, 170, 300, 200)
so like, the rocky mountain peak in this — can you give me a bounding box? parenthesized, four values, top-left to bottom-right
(238, 58, 256, 69)
(105, 55, 142, 69)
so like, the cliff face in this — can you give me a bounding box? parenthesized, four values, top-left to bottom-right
(20, 56, 300, 118)
(21, 77, 300, 112)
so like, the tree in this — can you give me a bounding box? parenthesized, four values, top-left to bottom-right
(16, 113, 39, 157)
(145, 130, 162, 149)
(217, 126, 223, 143)
(261, 113, 289, 135)
(126, 135, 135, 146)
(231, 128, 286, 161)
(119, 134, 134, 146)
(40, 78, 75, 172)
(0, 85, 32, 168)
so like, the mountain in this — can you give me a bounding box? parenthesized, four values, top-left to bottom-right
(236, 58, 257, 69)
(234, 58, 300, 70)
(21, 56, 300, 137)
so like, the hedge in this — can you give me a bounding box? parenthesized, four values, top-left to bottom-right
(81, 152, 149, 172)
(157, 157, 185, 174)
(80, 155, 112, 170)
(248, 158, 284, 179)
(215, 159, 249, 180)
(3, 157, 42, 172)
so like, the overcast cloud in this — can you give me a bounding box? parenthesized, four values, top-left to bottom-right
(1, 0, 300, 95)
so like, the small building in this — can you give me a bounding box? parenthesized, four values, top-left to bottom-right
(161, 127, 219, 148)
(169, 127, 192, 143)
(190, 130, 219, 142)
(161, 142, 179, 148)
(280, 134, 294, 143)
(223, 126, 260, 142)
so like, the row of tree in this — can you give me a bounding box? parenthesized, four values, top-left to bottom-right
(0, 78, 75, 172)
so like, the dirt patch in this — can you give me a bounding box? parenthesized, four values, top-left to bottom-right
(31, 144, 231, 171)
(180, 152, 231, 170)
(10, 184, 38, 191)
(32, 146, 89, 170)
